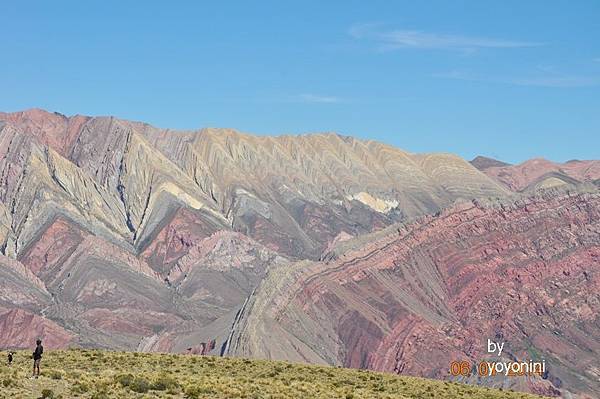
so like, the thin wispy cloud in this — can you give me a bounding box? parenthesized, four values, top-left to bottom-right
(297, 94, 343, 104)
(509, 76, 600, 88)
(433, 70, 600, 88)
(350, 24, 542, 51)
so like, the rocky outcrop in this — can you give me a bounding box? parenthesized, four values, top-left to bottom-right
(0, 255, 50, 310)
(0, 307, 74, 349)
(0, 109, 88, 157)
(470, 155, 511, 170)
(231, 192, 600, 398)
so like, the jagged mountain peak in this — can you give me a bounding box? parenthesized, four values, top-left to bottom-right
(470, 155, 511, 170)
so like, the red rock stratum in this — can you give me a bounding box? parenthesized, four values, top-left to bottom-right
(230, 192, 600, 397)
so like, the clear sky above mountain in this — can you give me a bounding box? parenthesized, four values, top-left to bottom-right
(2, 1, 599, 163)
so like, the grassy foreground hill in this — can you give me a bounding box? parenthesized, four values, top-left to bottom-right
(0, 350, 545, 399)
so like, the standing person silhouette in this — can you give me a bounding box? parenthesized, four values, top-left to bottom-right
(7, 351, 13, 366)
(32, 339, 43, 378)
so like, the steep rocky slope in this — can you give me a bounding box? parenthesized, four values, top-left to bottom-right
(0, 108, 509, 352)
(0, 108, 598, 398)
(0, 109, 509, 261)
(229, 192, 600, 398)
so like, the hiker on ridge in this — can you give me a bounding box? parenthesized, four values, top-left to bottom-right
(32, 339, 43, 378)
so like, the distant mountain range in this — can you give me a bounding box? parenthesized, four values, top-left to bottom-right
(471, 155, 600, 192)
(0, 109, 599, 398)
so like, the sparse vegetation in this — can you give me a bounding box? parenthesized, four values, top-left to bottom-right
(0, 349, 547, 398)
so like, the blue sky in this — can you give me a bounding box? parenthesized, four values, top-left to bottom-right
(2, 1, 599, 163)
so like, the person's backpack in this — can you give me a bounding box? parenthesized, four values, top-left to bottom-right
(33, 345, 44, 359)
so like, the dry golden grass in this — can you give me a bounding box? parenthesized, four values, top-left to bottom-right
(0, 349, 546, 399)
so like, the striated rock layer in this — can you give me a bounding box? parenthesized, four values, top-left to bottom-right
(0, 109, 509, 260)
(229, 192, 600, 398)
(474, 157, 600, 193)
(0, 109, 598, 398)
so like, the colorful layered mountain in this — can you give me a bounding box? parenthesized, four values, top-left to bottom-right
(0, 109, 598, 398)
(229, 191, 600, 397)
(472, 156, 600, 193)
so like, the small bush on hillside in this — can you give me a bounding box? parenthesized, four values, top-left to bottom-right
(67, 371, 81, 379)
(71, 382, 90, 394)
(114, 373, 134, 387)
(40, 389, 54, 399)
(152, 374, 179, 391)
(129, 377, 151, 393)
(90, 390, 110, 399)
(48, 369, 62, 380)
(185, 385, 216, 398)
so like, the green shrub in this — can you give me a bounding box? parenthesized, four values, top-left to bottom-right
(2, 378, 12, 387)
(49, 370, 62, 380)
(129, 377, 151, 393)
(185, 385, 216, 398)
(71, 382, 90, 394)
(114, 373, 134, 387)
(90, 391, 110, 399)
(67, 371, 81, 379)
(40, 389, 54, 399)
(151, 374, 179, 391)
